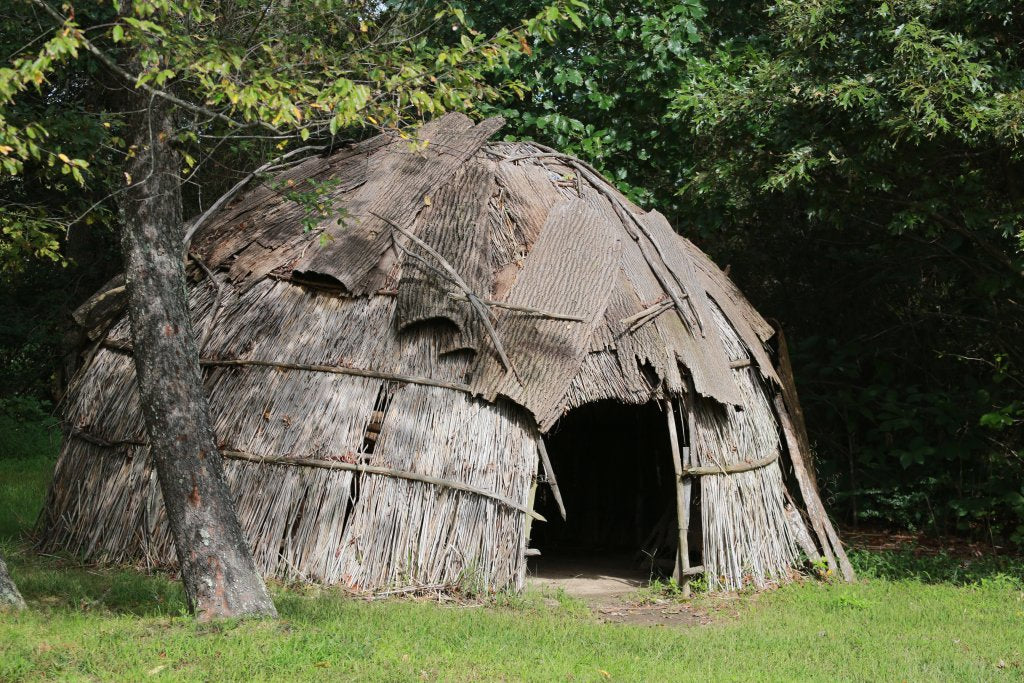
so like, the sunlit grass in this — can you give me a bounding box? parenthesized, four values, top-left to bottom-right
(2, 430, 1023, 681)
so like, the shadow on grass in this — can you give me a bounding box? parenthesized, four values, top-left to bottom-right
(848, 547, 1024, 587)
(8, 550, 189, 617)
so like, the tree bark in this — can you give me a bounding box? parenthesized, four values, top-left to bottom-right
(119, 98, 276, 620)
(0, 549, 26, 610)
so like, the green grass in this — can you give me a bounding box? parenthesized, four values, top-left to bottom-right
(2, 425, 1023, 681)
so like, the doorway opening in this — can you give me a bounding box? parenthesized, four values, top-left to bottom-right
(528, 400, 696, 589)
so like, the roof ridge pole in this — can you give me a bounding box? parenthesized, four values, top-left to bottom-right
(664, 397, 692, 597)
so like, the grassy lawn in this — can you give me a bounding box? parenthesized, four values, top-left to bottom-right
(2, 420, 1023, 681)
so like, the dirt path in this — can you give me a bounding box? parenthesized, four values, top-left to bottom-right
(526, 556, 712, 627)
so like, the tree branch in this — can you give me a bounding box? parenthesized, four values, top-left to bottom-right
(29, 0, 277, 134)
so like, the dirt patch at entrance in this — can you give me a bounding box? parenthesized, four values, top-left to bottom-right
(527, 556, 714, 628)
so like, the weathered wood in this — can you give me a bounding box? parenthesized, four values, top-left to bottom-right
(682, 238, 780, 385)
(524, 478, 540, 544)
(639, 211, 740, 405)
(664, 399, 691, 596)
(448, 293, 587, 322)
(773, 394, 855, 581)
(182, 144, 329, 253)
(615, 240, 685, 394)
(598, 178, 694, 335)
(219, 449, 544, 521)
(383, 213, 517, 376)
(785, 501, 823, 563)
(519, 147, 713, 354)
(490, 160, 565, 272)
(772, 324, 820, 494)
(72, 274, 127, 339)
(682, 479, 694, 583)
(620, 298, 673, 329)
(192, 134, 385, 273)
(395, 160, 495, 348)
(471, 197, 621, 428)
(536, 437, 567, 521)
(384, 287, 588, 321)
(295, 115, 504, 294)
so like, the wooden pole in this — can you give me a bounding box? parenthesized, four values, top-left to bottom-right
(524, 477, 539, 548)
(217, 449, 546, 521)
(536, 438, 567, 521)
(664, 398, 691, 596)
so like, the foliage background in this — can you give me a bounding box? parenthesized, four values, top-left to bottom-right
(2, 0, 1022, 543)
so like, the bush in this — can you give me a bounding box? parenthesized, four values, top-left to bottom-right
(0, 397, 59, 461)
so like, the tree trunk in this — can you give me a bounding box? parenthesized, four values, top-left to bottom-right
(0, 549, 26, 610)
(119, 98, 276, 620)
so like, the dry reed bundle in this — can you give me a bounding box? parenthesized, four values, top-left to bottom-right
(43, 267, 539, 591)
(689, 302, 800, 590)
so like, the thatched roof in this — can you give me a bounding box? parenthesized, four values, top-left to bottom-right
(186, 112, 778, 428)
(43, 113, 850, 593)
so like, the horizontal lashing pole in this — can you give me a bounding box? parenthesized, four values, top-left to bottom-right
(67, 428, 542, 521)
(221, 450, 544, 521)
(101, 339, 474, 395)
(681, 452, 780, 477)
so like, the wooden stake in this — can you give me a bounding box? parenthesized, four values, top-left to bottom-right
(536, 437, 567, 521)
(524, 477, 539, 547)
(664, 398, 691, 596)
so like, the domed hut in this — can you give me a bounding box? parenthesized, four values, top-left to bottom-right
(41, 113, 851, 593)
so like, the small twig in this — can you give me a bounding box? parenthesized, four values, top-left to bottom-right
(621, 298, 677, 334)
(445, 292, 586, 322)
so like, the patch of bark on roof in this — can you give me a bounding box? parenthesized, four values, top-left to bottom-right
(184, 112, 780, 428)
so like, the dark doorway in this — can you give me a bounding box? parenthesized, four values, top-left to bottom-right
(529, 400, 681, 581)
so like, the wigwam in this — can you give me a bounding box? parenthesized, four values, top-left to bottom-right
(41, 113, 852, 593)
